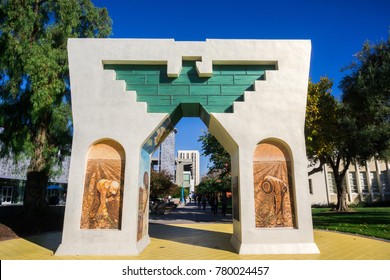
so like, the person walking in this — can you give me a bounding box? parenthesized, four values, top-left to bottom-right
(202, 195, 207, 211)
(212, 195, 219, 216)
(221, 193, 227, 216)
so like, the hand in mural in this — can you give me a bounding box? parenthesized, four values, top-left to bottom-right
(96, 179, 120, 216)
(154, 127, 166, 145)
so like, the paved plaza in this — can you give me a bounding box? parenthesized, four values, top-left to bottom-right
(1, 203, 390, 260)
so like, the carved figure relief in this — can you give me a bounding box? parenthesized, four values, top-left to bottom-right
(80, 140, 125, 229)
(253, 142, 295, 228)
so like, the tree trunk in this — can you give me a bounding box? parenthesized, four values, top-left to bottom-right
(336, 176, 349, 212)
(23, 124, 50, 217)
(329, 155, 351, 212)
(23, 170, 49, 217)
(334, 175, 349, 211)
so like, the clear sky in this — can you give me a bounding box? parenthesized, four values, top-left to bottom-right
(91, 0, 389, 176)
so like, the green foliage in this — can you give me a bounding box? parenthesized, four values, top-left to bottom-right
(306, 78, 360, 211)
(305, 77, 338, 163)
(0, 0, 112, 170)
(198, 131, 231, 194)
(340, 38, 390, 161)
(172, 186, 188, 199)
(306, 77, 356, 171)
(198, 131, 231, 176)
(306, 38, 390, 211)
(196, 176, 231, 194)
(150, 170, 178, 200)
(0, 0, 112, 214)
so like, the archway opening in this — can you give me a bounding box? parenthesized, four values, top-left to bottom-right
(103, 59, 275, 250)
(137, 106, 236, 244)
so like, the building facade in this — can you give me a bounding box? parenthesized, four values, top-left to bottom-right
(308, 159, 390, 205)
(155, 129, 177, 178)
(177, 150, 200, 187)
(0, 155, 70, 204)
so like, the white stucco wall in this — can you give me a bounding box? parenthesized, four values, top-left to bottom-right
(56, 39, 318, 255)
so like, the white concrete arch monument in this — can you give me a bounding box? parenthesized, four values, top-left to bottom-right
(56, 39, 319, 255)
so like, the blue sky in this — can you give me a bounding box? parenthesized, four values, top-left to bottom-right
(92, 0, 389, 176)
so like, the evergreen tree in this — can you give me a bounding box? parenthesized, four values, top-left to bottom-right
(340, 38, 390, 161)
(0, 0, 112, 217)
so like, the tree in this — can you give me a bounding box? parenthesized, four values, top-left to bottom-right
(0, 0, 112, 217)
(340, 38, 390, 161)
(198, 131, 231, 193)
(306, 77, 359, 211)
(196, 176, 230, 195)
(306, 38, 390, 211)
(149, 170, 178, 201)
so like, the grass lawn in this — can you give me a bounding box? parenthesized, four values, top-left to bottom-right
(312, 207, 390, 241)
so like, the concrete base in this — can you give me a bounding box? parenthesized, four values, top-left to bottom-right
(56, 235, 151, 256)
(231, 235, 319, 255)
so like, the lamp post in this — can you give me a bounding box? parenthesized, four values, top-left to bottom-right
(180, 183, 184, 204)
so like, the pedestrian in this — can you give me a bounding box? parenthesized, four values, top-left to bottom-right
(202, 195, 207, 210)
(221, 193, 227, 216)
(209, 195, 214, 213)
(197, 194, 201, 209)
(213, 195, 219, 216)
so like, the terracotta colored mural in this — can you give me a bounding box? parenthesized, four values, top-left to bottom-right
(253, 142, 295, 228)
(137, 149, 150, 241)
(80, 140, 125, 229)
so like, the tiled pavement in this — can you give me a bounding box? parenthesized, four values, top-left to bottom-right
(1, 203, 390, 260)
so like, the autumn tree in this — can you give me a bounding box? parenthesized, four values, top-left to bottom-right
(0, 0, 112, 216)
(306, 38, 390, 211)
(149, 170, 178, 201)
(306, 77, 359, 211)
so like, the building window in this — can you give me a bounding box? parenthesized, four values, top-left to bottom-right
(370, 172, 379, 192)
(360, 172, 368, 193)
(380, 171, 389, 193)
(327, 172, 337, 194)
(1, 186, 13, 204)
(183, 172, 191, 187)
(308, 179, 313, 195)
(348, 172, 358, 193)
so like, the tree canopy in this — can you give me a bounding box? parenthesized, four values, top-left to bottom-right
(306, 38, 390, 211)
(198, 131, 231, 193)
(340, 38, 390, 161)
(0, 0, 112, 215)
(305, 77, 358, 210)
(149, 170, 177, 201)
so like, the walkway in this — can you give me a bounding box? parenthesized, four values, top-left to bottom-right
(149, 201, 232, 224)
(1, 203, 390, 260)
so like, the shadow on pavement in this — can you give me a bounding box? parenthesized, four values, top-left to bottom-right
(149, 223, 235, 253)
(24, 202, 233, 253)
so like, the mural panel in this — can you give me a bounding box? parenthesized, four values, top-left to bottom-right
(253, 142, 295, 228)
(137, 149, 150, 241)
(80, 140, 125, 229)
